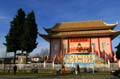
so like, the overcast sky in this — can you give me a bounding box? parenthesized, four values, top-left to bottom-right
(0, 0, 120, 57)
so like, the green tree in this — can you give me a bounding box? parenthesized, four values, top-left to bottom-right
(116, 43, 120, 59)
(116, 43, 120, 68)
(21, 11, 38, 63)
(5, 9, 38, 64)
(5, 8, 25, 64)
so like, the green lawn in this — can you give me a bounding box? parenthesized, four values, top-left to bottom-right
(0, 69, 112, 78)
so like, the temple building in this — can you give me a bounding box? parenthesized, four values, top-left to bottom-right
(39, 20, 120, 66)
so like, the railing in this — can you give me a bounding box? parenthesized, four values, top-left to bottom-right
(0, 63, 118, 72)
(0, 63, 62, 71)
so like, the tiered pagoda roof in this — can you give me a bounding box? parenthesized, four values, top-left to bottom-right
(39, 20, 120, 41)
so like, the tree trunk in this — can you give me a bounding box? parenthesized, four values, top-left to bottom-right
(26, 53, 29, 64)
(13, 51, 16, 64)
(26, 53, 28, 64)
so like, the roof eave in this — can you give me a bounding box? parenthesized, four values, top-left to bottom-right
(43, 27, 52, 33)
(111, 30, 120, 40)
(50, 30, 120, 39)
(103, 21, 118, 30)
(38, 33, 49, 41)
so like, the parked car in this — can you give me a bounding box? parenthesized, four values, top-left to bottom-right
(111, 70, 120, 76)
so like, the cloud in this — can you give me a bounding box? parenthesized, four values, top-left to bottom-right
(0, 15, 10, 25)
(0, 15, 10, 22)
(0, 16, 8, 20)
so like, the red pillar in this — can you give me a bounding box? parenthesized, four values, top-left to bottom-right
(49, 39, 52, 59)
(68, 38, 70, 53)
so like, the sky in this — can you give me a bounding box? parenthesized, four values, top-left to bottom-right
(0, 0, 120, 57)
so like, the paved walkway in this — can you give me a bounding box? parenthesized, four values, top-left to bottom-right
(0, 75, 119, 79)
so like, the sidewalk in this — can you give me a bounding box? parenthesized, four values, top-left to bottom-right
(0, 75, 119, 79)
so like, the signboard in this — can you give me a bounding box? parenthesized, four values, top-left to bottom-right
(69, 38, 90, 53)
(64, 53, 95, 67)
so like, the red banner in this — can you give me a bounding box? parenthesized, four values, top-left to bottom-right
(70, 38, 90, 42)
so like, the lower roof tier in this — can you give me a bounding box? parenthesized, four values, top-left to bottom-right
(39, 30, 120, 41)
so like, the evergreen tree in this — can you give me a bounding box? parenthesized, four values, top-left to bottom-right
(5, 8, 25, 64)
(116, 43, 120, 59)
(21, 11, 38, 63)
(5, 9, 38, 64)
(116, 43, 120, 68)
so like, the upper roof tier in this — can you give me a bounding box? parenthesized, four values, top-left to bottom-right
(47, 20, 118, 32)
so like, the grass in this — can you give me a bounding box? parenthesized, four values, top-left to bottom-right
(0, 69, 119, 79)
(0, 69, 112, 78)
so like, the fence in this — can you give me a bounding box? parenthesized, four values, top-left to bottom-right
(0, 63, 119, 72)
(0, 63, 62, 72)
